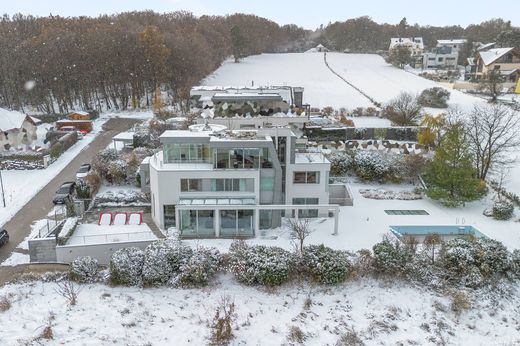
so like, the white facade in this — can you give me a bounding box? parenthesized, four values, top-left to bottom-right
(389, 37, 424, 56)
(0, 108, 39, 150)
(436, 39, 467, 52)
(144, 124, 336, 238)
(422, 47, 459, 69)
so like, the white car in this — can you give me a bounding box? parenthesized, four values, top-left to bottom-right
(76, 163, 91, 180)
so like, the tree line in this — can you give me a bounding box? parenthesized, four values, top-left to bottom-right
(0, 11, 308, 113)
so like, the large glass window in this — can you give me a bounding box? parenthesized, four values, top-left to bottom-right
(214, 148, 262, 169)
(213, 178, 248, 192)
(164, 144, 210, 163)
(220, 209, 254, 237)
(260, 177, 274, 191)
(163, 205, 176, 229)
(293, 198, 319, 218)
(180, 179, 202, 192)
(293, 171, 320, 184)
(261, 148, 273, 168)
(179, 209, 215, 237)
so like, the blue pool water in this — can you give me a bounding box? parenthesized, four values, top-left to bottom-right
(390, 225, 486, 239)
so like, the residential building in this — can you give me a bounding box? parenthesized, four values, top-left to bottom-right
(474, 47, 520, 83)
(67, 111, 92, 121)
(0, 108, 40, 150)
(190, 86, 304, 112)
(422, 46, 458, 69)
(436, 39, 466, 52)
(389, 37, 424, 56)
(142, 123, 347, 238)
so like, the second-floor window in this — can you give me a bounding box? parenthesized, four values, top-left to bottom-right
(180, 179, 202, 192)
(214, 178, 246, 192)
(293, 171, 320, 184)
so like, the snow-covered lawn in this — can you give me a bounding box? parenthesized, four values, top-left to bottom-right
(203, 53, 486, 111)
(185, 181, 520, 252)
(0, 276, 519, 345)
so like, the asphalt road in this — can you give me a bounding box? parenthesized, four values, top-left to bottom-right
(0, 117, 141, 282)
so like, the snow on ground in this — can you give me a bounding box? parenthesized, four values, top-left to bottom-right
(183, 181, 520, 253)
(0, 252, 29, 267)
(0, 111, 152, 229)
(346, 116, 391, 127)
(203, 53, 486, 111)
(66, 224, 157, 245)
(203, 53, 373, 109)
(1, 276, 519, 345)
(325, 53, 486, 112)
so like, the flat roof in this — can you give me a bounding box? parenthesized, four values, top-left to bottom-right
(66, 223, 157, 246)
(212, 93, 283, 102)
(295, 152, 330, 164)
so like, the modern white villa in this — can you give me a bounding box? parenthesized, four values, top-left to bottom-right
(141, 123, 350, 238)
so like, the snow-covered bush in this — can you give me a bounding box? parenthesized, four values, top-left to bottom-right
(418, 87, 450, 108)
(109, 247, 145, 286)
(492, 200, 514, 220)
(509, 249, 520, 279)
(57, 217, 78, 245)
(70, 256, 99, 283)
(107, 159, 128, 184)
(440, 238, 510, 287)
(302, 245, 351, 284)
(372, 239, 411, 274)
(353, 151, 399, 181)
(228, 242, 291, 286)
(171, 247, 222, 288)
(327, 152, 353, 176)
(141, 239, 193, 286)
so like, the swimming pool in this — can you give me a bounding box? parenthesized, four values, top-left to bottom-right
(390, 225, 486, 242)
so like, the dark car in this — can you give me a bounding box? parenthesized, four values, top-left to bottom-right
(53, 182, 76, 204)
(0, 229, 8, 247)
(76, 163, 91, 180)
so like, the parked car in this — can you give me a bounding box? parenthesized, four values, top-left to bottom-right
(0, 229, 9, 247)
(58, 126, 84, 139)
(76, 163, 91, 180)
(53, 182, 76, 204)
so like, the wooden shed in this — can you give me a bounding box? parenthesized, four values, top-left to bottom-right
(56, 119, 93, 132)
(67, 111, 92, 121)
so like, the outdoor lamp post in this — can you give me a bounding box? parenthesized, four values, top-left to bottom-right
(0, 169, 5, 207)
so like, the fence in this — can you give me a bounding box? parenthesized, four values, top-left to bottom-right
(36, 219, 60, 238)
(304, 126, 423, 142)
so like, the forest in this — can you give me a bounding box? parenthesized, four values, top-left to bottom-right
(0, 12, 517, 114)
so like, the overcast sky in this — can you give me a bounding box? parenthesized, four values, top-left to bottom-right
(3, 0, 519, 29)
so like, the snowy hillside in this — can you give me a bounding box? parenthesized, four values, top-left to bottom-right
(203, 53, 485, 110)
(1, 277, 519, 345)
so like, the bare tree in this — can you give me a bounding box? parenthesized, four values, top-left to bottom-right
(423, 233, 441, 264)
(480, 69, 504, 103)
(383, 92, 422, 125)
(289, 219, 314, 252)
(55, 280, 81, 306)
(466, 104, 520, 180)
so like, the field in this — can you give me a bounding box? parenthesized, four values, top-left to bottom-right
(203, 52, 485, 111)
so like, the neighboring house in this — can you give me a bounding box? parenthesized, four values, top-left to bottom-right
(474, 47, 520, 82)
(190, 86, 304, 111)
(477, 42, 496, 52)
(67, 111, 92, 121)
(389, 37, 424, 56)
(0, 108, 40, 150)
(436, 39, 466, 52)
(422, 46, 458, 69)
(141, 123, 347, 238)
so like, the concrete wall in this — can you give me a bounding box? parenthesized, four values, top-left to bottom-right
(56, 240, 155, 265)
(29, 238, 57, 263)
(286, 161, 331, 215)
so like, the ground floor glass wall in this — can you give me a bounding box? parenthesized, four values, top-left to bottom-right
(220, 209, 254, 237)
(179, 210, 215, 237)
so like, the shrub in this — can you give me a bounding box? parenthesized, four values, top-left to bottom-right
(109, 247, 145, 286)
(172, 247, 222, 288)
(372, 239, 411, 274)
(418, 87, 450, 108)
(475, 238, 510, 276)
(209, 296, 236, 346)
(450, 290, 471, 315)
(353, 151, 399, 182)
(302, 245, 351, 284)
(107, 159, 128, 184)
(510, 249, 520, 278)
(492, 200, 514, 220)
(228, 242, 291, 286)
(70, 256, 98, 283)
(142, 239, 193, 286)
(75, 180, 91, 199)
(328, 152, 353, 176)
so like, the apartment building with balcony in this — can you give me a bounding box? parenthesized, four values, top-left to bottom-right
(141, 123, 347, 238)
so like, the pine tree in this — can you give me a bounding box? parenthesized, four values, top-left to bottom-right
(230, 25, 247, 63)
(423, 123, 486, 207)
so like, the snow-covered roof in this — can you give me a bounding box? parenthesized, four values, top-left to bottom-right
(389, 37, 424, 49)
(68, 110, 89, 116)
(437, 39, 466, 45)
(0, 108, 30, 131)
(477, 42, 496, 52)
(479, 48, 515, 66)
(295, 152, 329, 164)
(212, 93, 283, 102)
